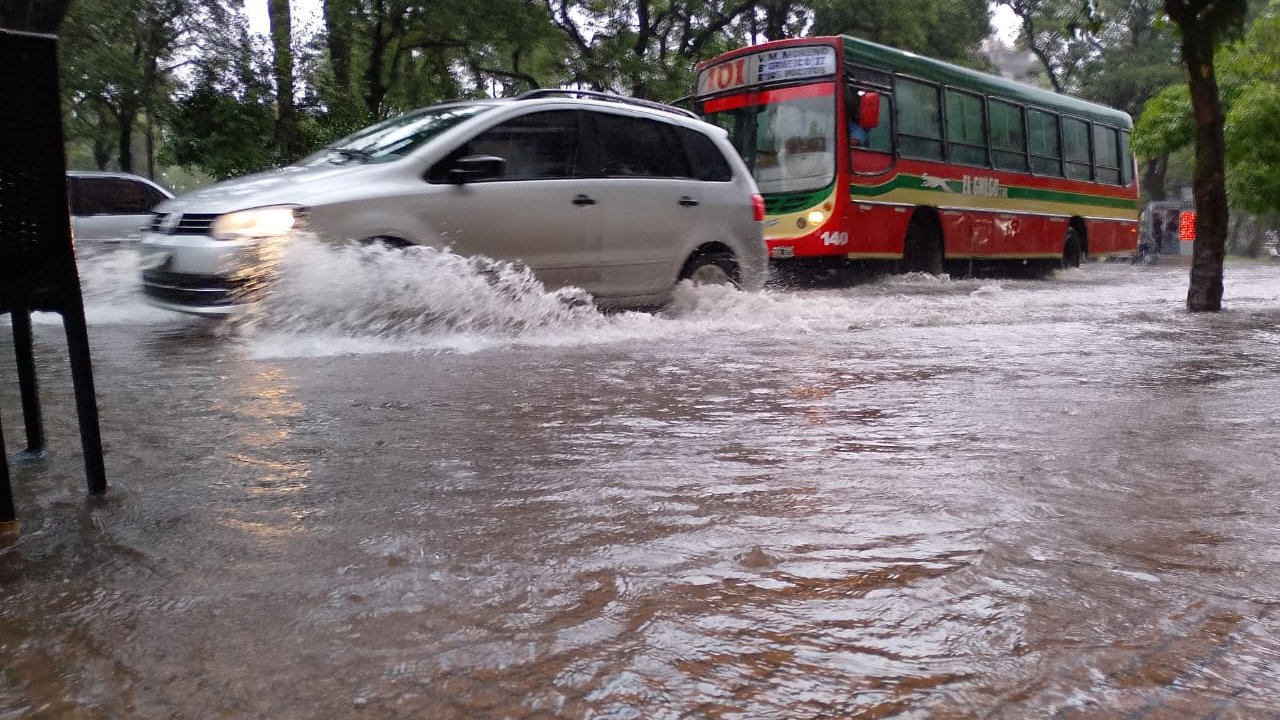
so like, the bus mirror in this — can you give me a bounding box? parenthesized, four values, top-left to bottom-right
(858, 93, 881, 129)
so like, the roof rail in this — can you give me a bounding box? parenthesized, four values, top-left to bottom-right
(515, 88, 699, 120)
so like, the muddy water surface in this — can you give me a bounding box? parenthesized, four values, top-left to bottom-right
(2, 243, 1279, 718)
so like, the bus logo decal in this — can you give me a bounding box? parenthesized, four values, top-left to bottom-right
(920, 174, 955, 193)
(961, 175, 1008, 198)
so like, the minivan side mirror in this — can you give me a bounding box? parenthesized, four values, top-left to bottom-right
(449, 155, 506, 185)
(858, 93, 881, 129)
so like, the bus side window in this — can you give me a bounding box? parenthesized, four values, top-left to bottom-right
(989, 99, 1028, 172)
(1063, 116, 1092, 180)
(1093, 124, 1121, 184)
(1119, 130, 1133, 186)
(895, 78, 943, 160)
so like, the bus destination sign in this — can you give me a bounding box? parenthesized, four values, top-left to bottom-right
(697, 45, 836, 95)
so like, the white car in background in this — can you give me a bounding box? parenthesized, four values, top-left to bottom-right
(67, 170, 172, 241)
(138, 90, 767, 316)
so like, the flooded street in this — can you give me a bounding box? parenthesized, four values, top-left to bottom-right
(3, 243, 1280, 718)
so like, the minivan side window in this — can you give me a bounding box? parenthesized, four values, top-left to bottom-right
(591, 113, 690, 178)
(426, 110, 580, 183)
(677, 127, 731, 182)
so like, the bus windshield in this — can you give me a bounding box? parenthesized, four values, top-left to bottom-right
(704, 91, 836, 195)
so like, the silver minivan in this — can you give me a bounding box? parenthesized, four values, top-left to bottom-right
(139, 91, 767, 315)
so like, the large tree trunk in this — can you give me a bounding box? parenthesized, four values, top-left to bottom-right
(1166, 0, 1245, 312)
(324, 0, 353, 100)
(364, 8, 388, 117)
(269, 0, 297, 161)
(1178, 24, 1229, 311)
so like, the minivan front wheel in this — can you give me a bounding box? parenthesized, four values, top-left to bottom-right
(680, 251, 738, 287)
(359, 235, 413, 250)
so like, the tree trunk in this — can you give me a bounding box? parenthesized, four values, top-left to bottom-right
(762, 1, 790, 41)
(269, 0, 297, 161)
(1141, 155, 1168, 202)
(92, 138, 110, 171)
(364, 7, 388, 117)
(325, 0, 352, 91)
(116, 105, 136, 172)
(145, 105, 155, 179)
(1179, 27, 1228, 311)
(93, 107, 112, 170)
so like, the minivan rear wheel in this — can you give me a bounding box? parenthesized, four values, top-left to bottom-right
(680, 251, 738, 287)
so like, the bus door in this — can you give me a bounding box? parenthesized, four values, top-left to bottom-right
(844, 81, 895, 253)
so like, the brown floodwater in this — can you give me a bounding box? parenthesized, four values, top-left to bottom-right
(2, 244, 1279, 718)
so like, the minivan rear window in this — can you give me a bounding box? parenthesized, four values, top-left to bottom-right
(678, 127, 732, 181)
(302, 104, 494, 166)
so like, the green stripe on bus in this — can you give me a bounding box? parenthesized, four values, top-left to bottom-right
(763, 185, 834, 214)
(848, 174, 1137, 210)
(1007, 186, 1137, 209)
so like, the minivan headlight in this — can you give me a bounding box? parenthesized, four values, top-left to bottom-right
(211, 206, 300, 241)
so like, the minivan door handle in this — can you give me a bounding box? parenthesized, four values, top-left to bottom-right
(572, 194, 596, 206)
(678, 196, 699, 207)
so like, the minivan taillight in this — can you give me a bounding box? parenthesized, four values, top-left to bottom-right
(751, 193, 765, 222)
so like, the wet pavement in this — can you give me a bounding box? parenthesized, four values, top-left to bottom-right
(2, 242, 1279, 718)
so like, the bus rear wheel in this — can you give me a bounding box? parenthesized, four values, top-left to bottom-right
(902, 212, 944, 275)
(1061, 227, 1084, 269)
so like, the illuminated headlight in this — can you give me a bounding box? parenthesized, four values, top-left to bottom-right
(807, 210, 826, 225)
(210, 206, 300, 241)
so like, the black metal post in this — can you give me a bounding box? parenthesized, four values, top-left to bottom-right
(61, 302, 106, 494)
(0, 412, 15, 523)
(10, 308, 47, 458)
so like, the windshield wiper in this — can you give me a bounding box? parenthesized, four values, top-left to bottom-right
(329, 148, 373, 163)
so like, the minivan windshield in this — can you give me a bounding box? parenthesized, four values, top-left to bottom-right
(300, 104, 495, 166)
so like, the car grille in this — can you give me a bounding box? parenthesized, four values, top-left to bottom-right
(141, 269, 252, 307)
(148, 212, 219, 235)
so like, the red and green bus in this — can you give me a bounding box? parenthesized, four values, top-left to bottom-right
(692, 36, 1139, 276)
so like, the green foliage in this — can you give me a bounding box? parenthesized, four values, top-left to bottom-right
(55, 1, 1012, 179)
(812, 0, 993, 69)
(165, 81, 275, 179)
(162, 28, 278, 179)
(59, 0, 235, 173)
(1224, 83, 1280, 213)
(1132, 84, 1193, 157)
(1136, 0, 1280, 212)
(998, 0, 1180, 104)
